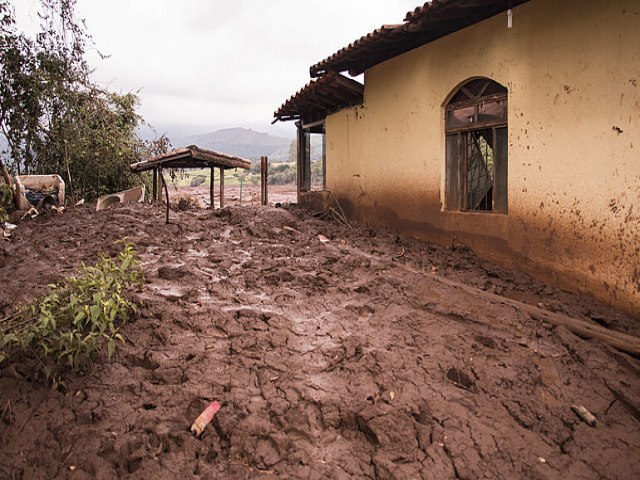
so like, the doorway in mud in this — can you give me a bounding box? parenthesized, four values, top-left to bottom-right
(445, 78, 508, 213)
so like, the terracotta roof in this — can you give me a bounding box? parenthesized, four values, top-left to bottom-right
(310, 0, 530, 77)
(130, 145, 251, 172)
(273, 72, 364, 124)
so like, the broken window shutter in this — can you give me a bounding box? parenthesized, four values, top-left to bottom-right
(445, 134, 460, 210)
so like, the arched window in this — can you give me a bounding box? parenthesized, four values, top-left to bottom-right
(445, 78, 508, 213)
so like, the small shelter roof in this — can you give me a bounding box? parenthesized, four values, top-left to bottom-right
(310, 0, 531, 78)
(273, 72, 364, 125)
(130, 145, 251, 172)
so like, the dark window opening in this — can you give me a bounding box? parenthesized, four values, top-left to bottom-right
(445, 78, 508, 213)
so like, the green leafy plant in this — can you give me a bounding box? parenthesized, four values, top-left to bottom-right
(0, 184, 11, 204)
(0, 241, 143, 383)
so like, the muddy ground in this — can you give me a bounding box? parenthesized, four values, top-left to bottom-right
(0, 199, 639, 479)
(170, 182, 297, 209)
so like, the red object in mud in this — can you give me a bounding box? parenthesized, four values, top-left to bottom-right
(190, 401, 221, 437)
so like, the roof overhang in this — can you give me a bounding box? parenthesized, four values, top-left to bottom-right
(130, 145, 251, 172)
(273, 72, 364, 125)
(310, 0, 531, 77)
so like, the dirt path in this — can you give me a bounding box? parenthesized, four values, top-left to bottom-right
(1, 204, 639, 479)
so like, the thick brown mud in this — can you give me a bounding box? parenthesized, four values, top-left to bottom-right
(0, 202, 639, 479)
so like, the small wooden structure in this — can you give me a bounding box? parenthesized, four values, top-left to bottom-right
(130, 145, 251, 215)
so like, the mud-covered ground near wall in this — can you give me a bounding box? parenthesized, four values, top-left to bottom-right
(0, 202, 639, 479)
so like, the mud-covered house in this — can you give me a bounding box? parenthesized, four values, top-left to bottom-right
(274, 0, 640, 316)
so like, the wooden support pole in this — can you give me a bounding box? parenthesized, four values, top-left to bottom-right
(152, 168, 157, 202)
(219, 167, 225, 208)
(159, 168, 170, 224)
(260, 156, 268, 206)
(210, 167, 215, 209)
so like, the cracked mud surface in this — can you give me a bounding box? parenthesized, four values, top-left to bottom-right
(1, 204, 639, 479)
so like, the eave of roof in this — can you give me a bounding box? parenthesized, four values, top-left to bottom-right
(310, 0, 530, 77)
(273, 72, 364, 124)
(130, 145, 251, 172)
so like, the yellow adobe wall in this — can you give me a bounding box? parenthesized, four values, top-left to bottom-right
(325, 0, 640, 317)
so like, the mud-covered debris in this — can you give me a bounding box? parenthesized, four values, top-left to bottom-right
(317, 234, 330, 244)
(1, 222, 16, 239)
(446, 367, 475, 391)
(283, 225, 301, 234)
(191, 401, 221, 438)
(571, 404, 597, 427)
(155, 286, 188, 301)
(157, 265, 188, 280)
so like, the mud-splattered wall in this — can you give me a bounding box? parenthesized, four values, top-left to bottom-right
(324, 0, 640, 317)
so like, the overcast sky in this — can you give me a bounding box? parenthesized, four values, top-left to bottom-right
(15, 0, 420, 139)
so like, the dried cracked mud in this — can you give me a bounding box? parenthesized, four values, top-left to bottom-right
(1, 203, 639, 479)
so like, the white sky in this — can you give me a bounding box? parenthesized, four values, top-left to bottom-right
(15, 0, 420, 139)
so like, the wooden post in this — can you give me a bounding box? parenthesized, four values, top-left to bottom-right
(152, 168, 157, 202)
(209, 167, 215, 209)
(260, 157, 264, 205)
(261, 156, 268, 206)
(219, 167, 225, 208)
(159, 168, 170, 224)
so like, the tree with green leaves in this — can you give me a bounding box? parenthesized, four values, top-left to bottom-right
(0, 0, 169, 202)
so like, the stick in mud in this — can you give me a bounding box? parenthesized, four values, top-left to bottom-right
(571, 404, 597, 427)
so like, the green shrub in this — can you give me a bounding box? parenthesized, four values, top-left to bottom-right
(0, 241, 143, 384)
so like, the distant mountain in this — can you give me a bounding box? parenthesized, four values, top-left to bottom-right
(172, 127, 293, 163)
(0, 127, 317, 165)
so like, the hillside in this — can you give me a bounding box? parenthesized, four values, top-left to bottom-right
(173, 127, 293, 162)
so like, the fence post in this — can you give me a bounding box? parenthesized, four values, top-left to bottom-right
(209, 167, 215, 209)
(219, 167, 225, 208)
(261, 156, 268, 206)
(152, 168, 157, 202)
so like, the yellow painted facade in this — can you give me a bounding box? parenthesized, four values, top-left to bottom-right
(324, 0, 640, 316)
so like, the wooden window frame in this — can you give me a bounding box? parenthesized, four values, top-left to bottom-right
(445, 79, 508, 214)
